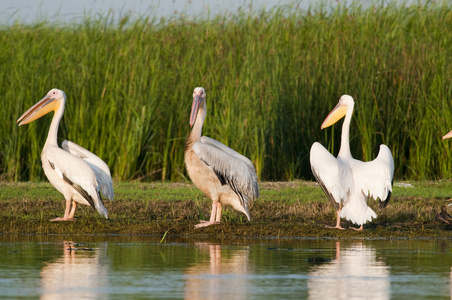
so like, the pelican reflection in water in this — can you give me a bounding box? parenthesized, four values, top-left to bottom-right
(308, 242, 390, 300)
(184, 243, 250, 299)
(40, 241, 108, 299)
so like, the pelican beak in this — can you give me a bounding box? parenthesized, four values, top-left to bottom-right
(190, 92, 204, 127)
(17, 95, 60, 126)
(443, 130, 452, 140)
(321, 102, 348, 129)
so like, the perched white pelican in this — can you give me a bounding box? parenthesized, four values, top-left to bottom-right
(185, 87, 259, 228)
(17, 88, 114, 221)
(310, 95, 394, 231)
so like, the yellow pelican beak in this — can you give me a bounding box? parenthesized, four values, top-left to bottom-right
(190, 91, 205, 127)
(17, 95, 60, 126)
(443, 130, 452, 140)
(321, 102, 348, 129)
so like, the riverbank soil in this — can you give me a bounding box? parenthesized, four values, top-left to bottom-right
(1, 181, 452, 239)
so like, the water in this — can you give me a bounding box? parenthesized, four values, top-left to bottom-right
(0, 235, 451, 299)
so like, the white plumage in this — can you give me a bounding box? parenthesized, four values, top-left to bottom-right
(17, 88, 113, 221)
(62, 140, 114, 200)
(310, 95, 394, 230)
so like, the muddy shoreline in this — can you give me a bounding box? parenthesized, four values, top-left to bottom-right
(1, 181, 452, 239)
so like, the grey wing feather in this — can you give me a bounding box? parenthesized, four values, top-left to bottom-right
(200, 136, 256, 171)
(193, 138, 259, 208)
(379, 189, 392, 209)
(62, 140, 114, 200)
(61, 172, 96, 209)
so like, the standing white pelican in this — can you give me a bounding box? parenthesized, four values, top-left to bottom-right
(185, 87, 259, 228)
(310, 95, 394, 231)
(17, 88, 114, 221)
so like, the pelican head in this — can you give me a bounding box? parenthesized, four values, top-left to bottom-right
(190, 87, 206, 127)
(17, 89, 66, 126)
(443, 131, 452, 140)
(321, 94, 354, 129)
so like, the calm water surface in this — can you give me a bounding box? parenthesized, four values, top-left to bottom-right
(0, 235, 451, 299)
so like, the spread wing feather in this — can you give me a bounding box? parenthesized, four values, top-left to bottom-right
(352, 144, 394, 205)
(311, 142, 394, 209)
(62, 140, 114, 200)
(310, 142, 352, 208)
(192, 138, 259, 209)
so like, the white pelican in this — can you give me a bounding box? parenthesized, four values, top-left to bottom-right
(185, 87, 259, 228)
(310, 95, 394, 231)
(17, 88, 114, 221)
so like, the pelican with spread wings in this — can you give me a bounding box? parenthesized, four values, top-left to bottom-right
(185, 87, 259, 228)
(17, 89, 114, 221)
(310, 95, 394, 230)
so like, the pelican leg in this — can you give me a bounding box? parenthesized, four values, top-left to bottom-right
(68, 200, 77, 219)
(325, 209, 345, 230)
(195, 202, 219, 228)
(51, 197, 76, 221)
(215, 202, 222, 224)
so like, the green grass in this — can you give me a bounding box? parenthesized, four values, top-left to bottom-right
(1, 1, 452, 182)
(1, 181, 452, 238)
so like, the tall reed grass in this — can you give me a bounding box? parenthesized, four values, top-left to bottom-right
(1, 2, 452, 182)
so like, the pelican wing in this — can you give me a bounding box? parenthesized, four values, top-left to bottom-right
(62, 140, 114, 200)
(200, 136, 256, 171)
(353, 145, 394, 207)
(192, 138, 259, 208)
(310, 142, 352, 209)
(45, 146, 108, 218)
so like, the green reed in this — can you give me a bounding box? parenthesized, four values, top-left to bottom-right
(1, 2, 452, 182)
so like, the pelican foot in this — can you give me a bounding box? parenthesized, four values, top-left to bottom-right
(325, 225, 346, 230)
(350, 225, 363, 231)
(437, 214, 449, 224)
(194, 220, 220, 228)
(50, 217, 75, 222)
(440, 206, 452, 221)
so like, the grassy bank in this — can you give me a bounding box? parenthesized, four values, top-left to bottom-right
(1, 2, 452, 182)
(1, 181, 452, 239)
